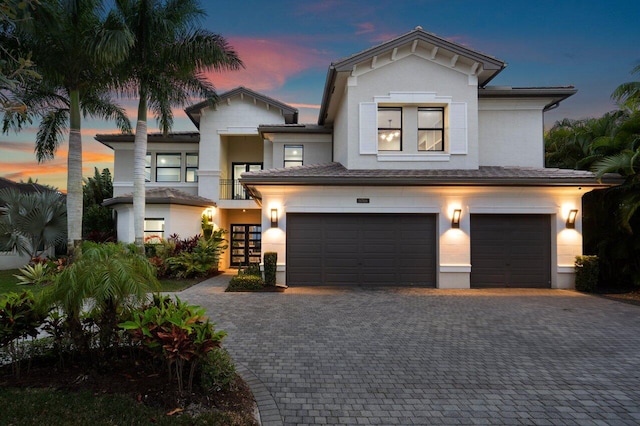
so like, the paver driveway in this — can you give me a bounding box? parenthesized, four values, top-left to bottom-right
(181, 272, 640, 425)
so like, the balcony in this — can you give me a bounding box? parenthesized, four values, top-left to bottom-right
(220, 179, 253, 200)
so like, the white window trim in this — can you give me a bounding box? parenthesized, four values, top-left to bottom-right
(360, 91, 468, 156)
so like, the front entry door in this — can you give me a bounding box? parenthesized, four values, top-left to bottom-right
(232, 163, 262, 199)
(231, 224, 262, 266)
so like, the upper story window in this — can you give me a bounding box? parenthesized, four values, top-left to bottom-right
(284, 145, 303, 168)
(377, 107, 402, 151)
(156, 153, 181, 182)
(147, 152, 198, 183)
(145, 154, 151, 182)
(186, 154, 198, 182)
(418, 107, 444, 151)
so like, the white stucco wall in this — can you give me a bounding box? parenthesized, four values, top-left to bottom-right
(198, 95, 288, 202)
(111, 141, 199, 197)
(478, 98, 551, 168)
(112, 203, 209, 243)
(256, 184, 588, 289)
(268, 133, 333, 168)
(333, 55, 479, 170)
(0, 251, 34, 270)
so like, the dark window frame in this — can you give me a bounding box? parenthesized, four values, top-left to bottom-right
(144, 217, 165, 241)
(418, 107, 445, 152)
(377, 106, 403, 151)
(155, 153, 182, 182)
(145, 153, 152, 182)
(284, 145, 304, 168)
(185, 153, 199, 182)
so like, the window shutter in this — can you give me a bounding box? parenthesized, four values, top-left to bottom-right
(359, 102, 377, 154)
(449, 102, 467, 154)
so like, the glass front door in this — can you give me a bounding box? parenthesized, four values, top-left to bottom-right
(232, 163, 262, 199)
(231, 224, 262, 266)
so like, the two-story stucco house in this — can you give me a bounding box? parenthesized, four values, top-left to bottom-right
(98, 27, 619, 289)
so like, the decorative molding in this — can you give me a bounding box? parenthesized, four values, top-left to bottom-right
(217, 126, 259, 135)
(377, 153, 450, 162)
(470, 206, 557, 214)
(374, 91, 452, 105)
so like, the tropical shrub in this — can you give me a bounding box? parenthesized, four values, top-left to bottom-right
(0, 291, 47, 347)
(226, 275, 265, 292)
(264, 252, 277, 286)
(201, 214, 214, 239)
(0, 187, 67, 259)
(42, 241, 160, 351)
(119, 295, 226, 393)
(575, 255, 600, 292)
(200, 347, 236, 392)
(151, 231, 228, 279)
(0, 291, 48, 377)
(13, 262, 54, 286)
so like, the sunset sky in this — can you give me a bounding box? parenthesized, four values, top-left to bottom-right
(1, 0, 638, 190)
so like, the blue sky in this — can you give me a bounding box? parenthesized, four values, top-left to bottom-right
(2, 0, 639, 189)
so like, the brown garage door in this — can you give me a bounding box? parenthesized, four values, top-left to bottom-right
(471, 214, 551, 288)
(286, 213, 436, 286)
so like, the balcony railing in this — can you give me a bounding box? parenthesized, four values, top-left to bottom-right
(220, 179, 253, 200)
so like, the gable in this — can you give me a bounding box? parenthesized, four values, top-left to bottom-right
(319, 27, 505, 125)
(185, 86, 298, 129)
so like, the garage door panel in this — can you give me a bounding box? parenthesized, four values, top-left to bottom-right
(287, 214, 436, 287)
(471, 214, 550, 288)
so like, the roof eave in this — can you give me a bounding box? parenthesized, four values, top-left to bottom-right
(242, 176, 620, 188)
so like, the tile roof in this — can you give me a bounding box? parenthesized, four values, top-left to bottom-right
(240, 162, 622, 187)
(103, 187, 215, 207)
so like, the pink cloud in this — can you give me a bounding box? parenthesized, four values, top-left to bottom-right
(204, 37, 330, 92)
(1, 141, 36, 154)
(355, 22, 375, 35)
(288, 102, 321, 110)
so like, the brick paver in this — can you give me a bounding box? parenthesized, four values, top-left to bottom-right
(181, 272, 640, 425)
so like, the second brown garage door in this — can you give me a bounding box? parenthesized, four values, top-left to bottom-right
(286, 213, 436, 287)
(471, 214, 551, 288)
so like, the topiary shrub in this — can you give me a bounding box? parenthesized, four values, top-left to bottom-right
(575, 255, 599, 292)
(226, 275, 265, 292)
(263, 252, 277, 286)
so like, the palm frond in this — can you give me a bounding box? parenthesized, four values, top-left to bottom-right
(81, 92, 132, 133)
(35, 108, 69, 162)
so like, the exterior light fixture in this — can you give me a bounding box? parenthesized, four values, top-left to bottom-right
(566, 209, 578, 229)
(205, 207, 214, 222)
(270, 208, 278, 228)
(451, 209, 462, 228)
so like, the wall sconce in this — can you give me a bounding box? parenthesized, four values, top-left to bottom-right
(270, 208, 278, 228)
(205, 207, 214, 222)
(451, 209, 462, 228)
(566, 209, 578, 229)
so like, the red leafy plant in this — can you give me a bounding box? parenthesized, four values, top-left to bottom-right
(119, 295, 226, 393)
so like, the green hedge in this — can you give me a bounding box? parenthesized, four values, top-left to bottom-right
(226, 275, 265, 292)
(575, 255, 599, 292)
(264, 252, 277, 286)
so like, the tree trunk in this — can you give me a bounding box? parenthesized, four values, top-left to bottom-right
(67, 89, 83, 257)
(133, 96, 148, 251)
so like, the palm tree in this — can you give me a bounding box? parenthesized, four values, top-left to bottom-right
(0, 187, 67, 259)
(113, 0, 243, 248)
(612, 64, 640, 112)
(545, 111, 629, 170)
(592, 111, 640, 232)
(4, 0, 133, 255)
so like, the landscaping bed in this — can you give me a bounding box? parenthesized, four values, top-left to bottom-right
(0, 347, 257, 425)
